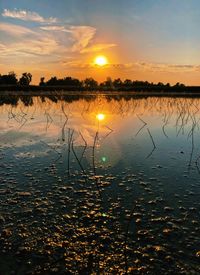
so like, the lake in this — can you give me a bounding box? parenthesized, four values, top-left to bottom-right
(0, 94, 200, 274)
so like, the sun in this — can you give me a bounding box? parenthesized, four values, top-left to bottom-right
(94, 55, 108, 66)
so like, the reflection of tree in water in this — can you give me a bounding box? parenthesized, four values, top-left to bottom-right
(0, 95, 19, 106)
(3, 95, 200, 161)
(20, 95, 33, 106)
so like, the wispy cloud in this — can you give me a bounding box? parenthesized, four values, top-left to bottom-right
(40, 24, 97, 53)
(0, 14, 115, 66)
(0, 21, 59, 57)
(62, 60, 91, 68)
(61, 60, 200, 73)
(133, 62, 200, 73)
(17, 38, 59, 56)
(0, 43, 9, 55)
(2, 9, 57, 23)
(0, 22, 35, 36)
(0, 38, 59, 57)
(96, 62, 199, 73)
(40, 26, 66, 31)
(0, 21, 66, 58)
(81, 43, 117, 53)
(67, 26, 96, 52)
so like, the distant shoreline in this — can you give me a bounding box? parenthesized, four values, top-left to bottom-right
(1, 85, 200, 97)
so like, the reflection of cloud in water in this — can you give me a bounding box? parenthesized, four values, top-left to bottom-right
(14, 150, 48, 159)
(0, 130, 36, 147)
(1, 96, 178, 151)
(97, 142, 121, 167)
(84, 137, 122, 167)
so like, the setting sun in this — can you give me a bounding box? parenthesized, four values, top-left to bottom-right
(94, 55, 108, 67)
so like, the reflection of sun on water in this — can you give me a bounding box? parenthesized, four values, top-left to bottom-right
(96, 113, 105, 121)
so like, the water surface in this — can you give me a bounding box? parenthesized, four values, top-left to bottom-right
(0, 94, 200, 274)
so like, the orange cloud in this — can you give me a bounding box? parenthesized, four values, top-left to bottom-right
(80, 43, 117, 53)
(133, 62, 200, 73)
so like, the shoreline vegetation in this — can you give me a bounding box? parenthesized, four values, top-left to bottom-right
(2, 93, 200, 107)
(1, 72, 200, 96)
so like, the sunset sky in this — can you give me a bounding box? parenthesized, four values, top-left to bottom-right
(1, 0, 200, 85)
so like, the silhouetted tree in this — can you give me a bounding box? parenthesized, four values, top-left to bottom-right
(123, 79, 133, 90)
(45, 76, 82, 89)
(174, 82, 185, 87)
(100, 77, 114, 90)
(39, 77, 45, 86)
(0, 71, 188, 92)
(46, 76, 58, 86)
(19, 73, 32, 86)
(62, 77, 82, 87)
(157, 82, 165, 87)
(113, 78, 123, 90)
(132, 81, 152, 88)
(0, 71, 18, 85)
(83, 78, 98, 90)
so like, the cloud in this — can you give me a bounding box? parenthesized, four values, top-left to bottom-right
(62, 60, 91, 68)
(40, 24, 96, 53)
(16, 38, 59, 56)
(133, 62, 200, 73)
(0, 45, 7, 57)
(80, 43, 117, 53)
(2, 9, 57, 23)
(61, 59, 200, 74)
(68, 26, 96, 52)
(0, 37, 59, 58)
(0, 18, 114, 65)
(0, 22, 65, 59)
(40, 26, 66, 31)
(0, 22, 60, 58)
(0, 22, 35, 36)
(98, 62, 200, 73)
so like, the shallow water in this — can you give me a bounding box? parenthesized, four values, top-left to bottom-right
(0, 94, 200, 274)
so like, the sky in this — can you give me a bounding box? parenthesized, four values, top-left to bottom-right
(1, 0, 200, 85)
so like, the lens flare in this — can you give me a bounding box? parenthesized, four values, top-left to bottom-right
(101, 156, 107, 162)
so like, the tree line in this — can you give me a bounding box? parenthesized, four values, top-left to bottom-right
(0, 72, 32, 86)
(0, 71, 186, 91)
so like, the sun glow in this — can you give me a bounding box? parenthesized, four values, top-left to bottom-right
(94, 55, 108, 66)
(96, 113, 105, 121)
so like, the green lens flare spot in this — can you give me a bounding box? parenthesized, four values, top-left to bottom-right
(102, 156, 107, 162)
